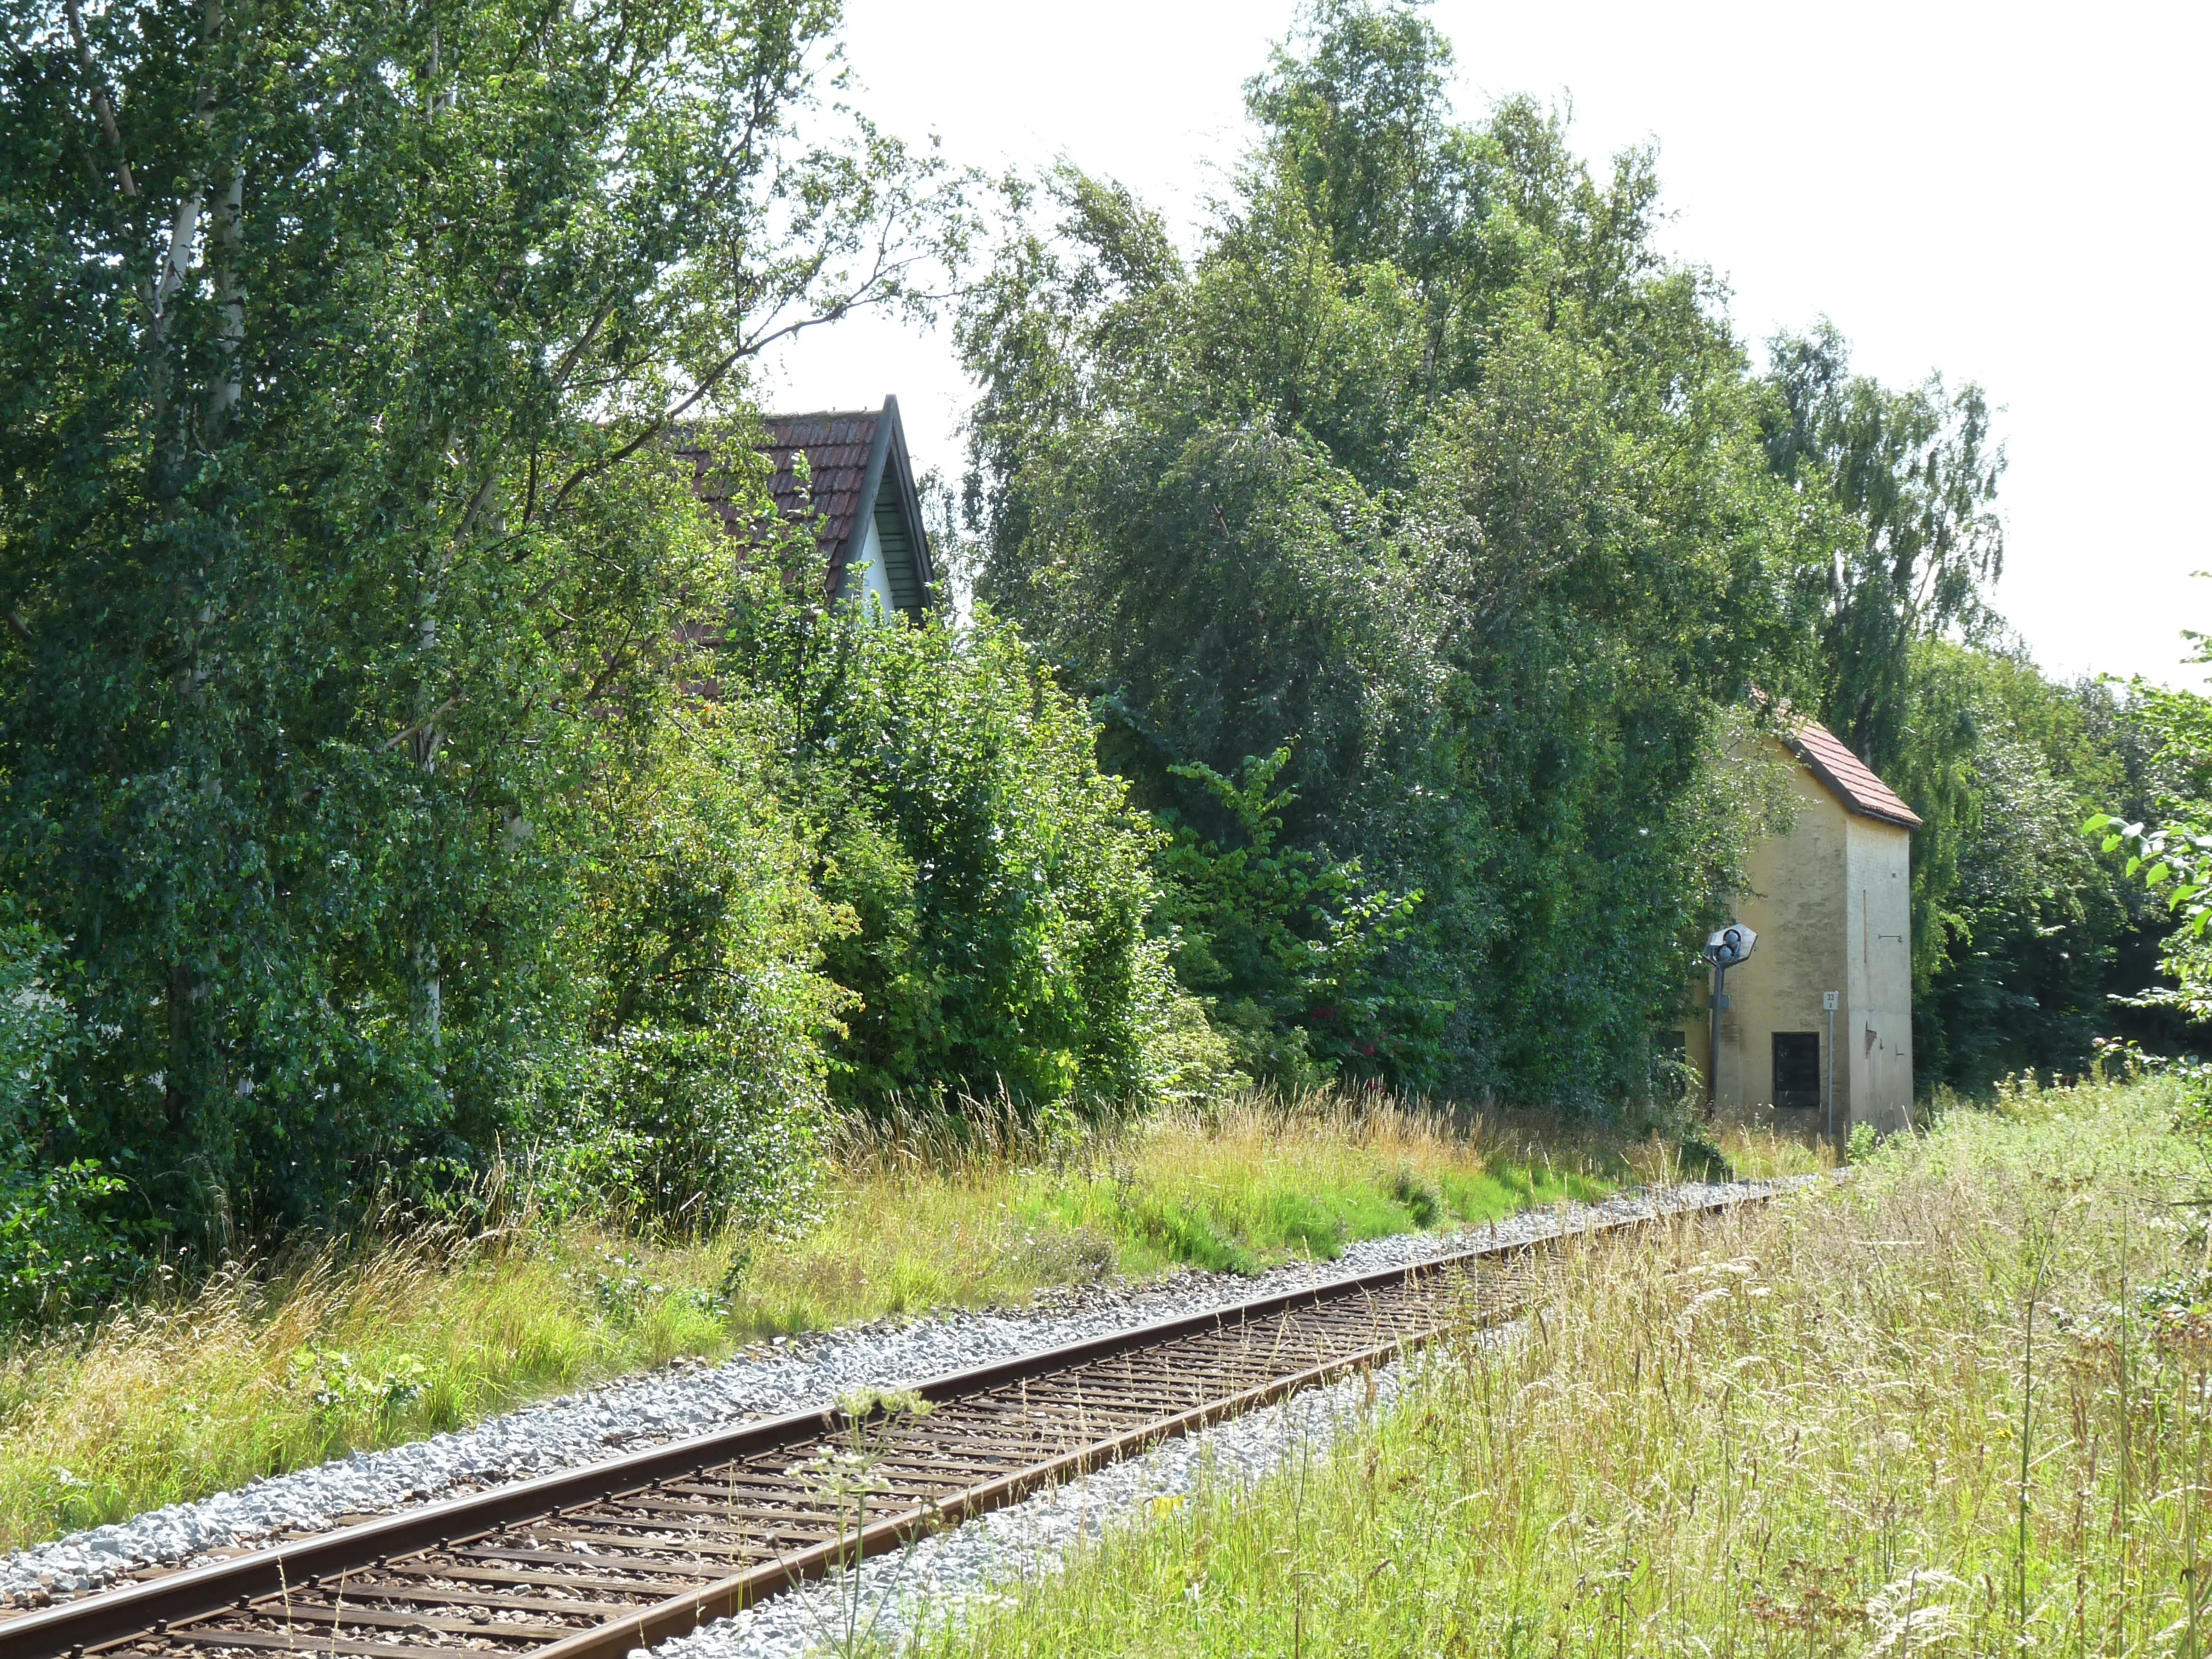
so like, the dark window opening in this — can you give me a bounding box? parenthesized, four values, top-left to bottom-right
(1772, 1031, 1820, 1110)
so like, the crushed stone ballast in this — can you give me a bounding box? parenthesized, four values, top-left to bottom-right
(658, 1350, 1426, 1659)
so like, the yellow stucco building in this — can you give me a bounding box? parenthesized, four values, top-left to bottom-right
(1685, 718, 1919, 1139)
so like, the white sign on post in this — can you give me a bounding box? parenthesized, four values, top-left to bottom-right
(1821, 992, 1840, 1140)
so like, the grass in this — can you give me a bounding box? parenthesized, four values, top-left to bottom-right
(920, 1074, 2212, 1659)
(0, 1092, 1823, 1558)
(0, 1221, 738, 1557)
(739, 1094, 1746, 1325)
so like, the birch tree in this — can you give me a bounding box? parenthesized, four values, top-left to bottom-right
(0, 0, 967, 1235)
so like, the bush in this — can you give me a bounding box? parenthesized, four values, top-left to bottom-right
(1151, 747, 1419, 1088)
(0, 1159, 134, 1322)
(522, 709, 851, 1232)
(730, 574, 1213, 1116)
(0, 915, 137, 1319)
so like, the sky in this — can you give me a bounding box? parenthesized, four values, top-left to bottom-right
(754, 0, 2212, 689)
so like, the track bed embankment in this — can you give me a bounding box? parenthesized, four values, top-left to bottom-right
(0, 1180, 1792, 1659)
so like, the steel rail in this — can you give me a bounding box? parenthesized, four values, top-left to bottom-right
(0, 1187, 1771, 1659)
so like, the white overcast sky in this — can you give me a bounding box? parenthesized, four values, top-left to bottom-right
(756, 0, 2211, 689)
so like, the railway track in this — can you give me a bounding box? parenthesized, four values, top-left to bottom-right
(1, 1189, 1766, 1659)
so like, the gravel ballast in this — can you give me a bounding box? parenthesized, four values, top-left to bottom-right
(0, 1177, 1795, 1603)
(652, 1354, 1421, 1659)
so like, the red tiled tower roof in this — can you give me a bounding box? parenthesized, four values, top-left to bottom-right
(1788, 717, 1922, 829)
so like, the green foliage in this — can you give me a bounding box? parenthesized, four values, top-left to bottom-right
(0, 917, 138, 1318)
(1760, 322, 2007, 785)
(1242, 0, 1458, 281)
(0, 914, 82, 1153)
(0, 1161, 135, 1323)
(523, 711, 852, 1232)
(0, 0, 963, 1245)
(725, 564, 1197, 1114)
(2127, 672, 2212, 806)
(1895, 645, 2138, 1088)
(1151, 748, 1419, 1088)
(2085, 664, 2212, 1029)
(959, 4, 1814, 1102)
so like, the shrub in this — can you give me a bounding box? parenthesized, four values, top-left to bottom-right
(0, 914, 137, 1319)
(730, 574, 1213, 1116)
(1151, 747, 1420, 1088)
(523, 709, 851, 1231)
(0, 1159, 134, 1322)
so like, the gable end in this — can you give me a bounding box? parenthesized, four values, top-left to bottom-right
(833, 395, 932, 618)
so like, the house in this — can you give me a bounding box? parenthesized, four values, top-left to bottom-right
(683, 395, 936, 620)
(1685, 716, 1919, 1138)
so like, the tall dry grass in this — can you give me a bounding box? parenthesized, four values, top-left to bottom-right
(933, 1077, 2205, 1658)
(0, 1219, 734, 1555)
(734, 1092, 1823, 1326)
(0, 1088, 1825, 1557)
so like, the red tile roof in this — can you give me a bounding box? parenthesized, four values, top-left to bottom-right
(1789, 717, 1922, 828)
(677, 408, 884, 594)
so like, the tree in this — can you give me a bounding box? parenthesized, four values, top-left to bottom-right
(1761, 322, 2006, 781)
(1150, 748, 1419, 1088)
(0, 0, 966, 1238)
(1243, 0, 1458, 279)
(1905, 645, 2134, 1086)
(723, 558, 1190, 1114)
(958, 1, 1809, 1104)
(2086, 647, 2212, 1033)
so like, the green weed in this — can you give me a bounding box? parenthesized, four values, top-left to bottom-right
(924, 1079, 2205, 1658)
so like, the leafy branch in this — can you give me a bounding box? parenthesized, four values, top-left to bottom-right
(2085, 814, 2212, 937)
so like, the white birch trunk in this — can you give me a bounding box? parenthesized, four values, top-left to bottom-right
(206, 167, 243, 434)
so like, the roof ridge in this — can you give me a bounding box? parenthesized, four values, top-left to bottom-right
(762, 406, 885, 425)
